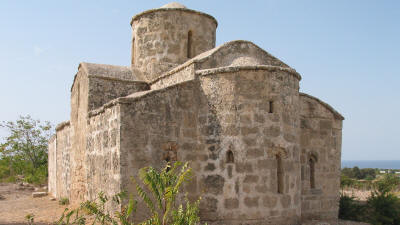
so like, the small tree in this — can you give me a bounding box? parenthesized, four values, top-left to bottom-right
(0, 115, 53, 183)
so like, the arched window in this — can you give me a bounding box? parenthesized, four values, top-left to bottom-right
(276, 154, 283, 193)
(187, 31, 193, 58)
(226, 150, 234, 163)
(309, 155, 317, 189)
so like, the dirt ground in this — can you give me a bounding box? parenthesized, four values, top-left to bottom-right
(0, 182, 370, 225)
(0, 183, 70, 225)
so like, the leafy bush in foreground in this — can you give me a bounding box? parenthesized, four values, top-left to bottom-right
(56, 161, 204, 225)
(340, 174, 400, 225)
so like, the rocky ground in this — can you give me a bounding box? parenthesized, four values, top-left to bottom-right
(342, 188, 372, 201)
(0, 182, 70, 225)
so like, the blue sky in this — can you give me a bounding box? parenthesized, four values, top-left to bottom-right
(0, 1, 399, 160)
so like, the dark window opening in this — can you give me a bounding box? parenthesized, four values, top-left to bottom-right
(226, 150, 234, 163)
(187, 31, 193, 58)
(276, 154, 283, 194)
(309, 156, 316, 189)
(269, 101, 274, 113)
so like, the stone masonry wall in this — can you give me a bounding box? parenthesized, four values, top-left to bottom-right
(86, 104, 122, 212)
(119, 67, 302, 225)
(88, 77, 149, 111)
(119, 80, 200, 221)
(70, 69, 89, 202)
(55, 123, 72, 199)
(197, 68, 301, 225)
(48, 135, 57, 197)
(131, 9, 216, 81)
(299, 94, 343, 221)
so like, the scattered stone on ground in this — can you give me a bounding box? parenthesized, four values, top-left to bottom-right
(342, 188, 372, 201)
(32, 192, 48, 198)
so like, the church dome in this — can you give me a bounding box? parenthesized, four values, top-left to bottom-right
(160, 2, 187, 9)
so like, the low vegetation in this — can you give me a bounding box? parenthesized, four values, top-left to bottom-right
(0, 115, 53, 184)
(55, 161, 204, 225)
(59, 197, 70, 205)
(340, 168, 400, 225)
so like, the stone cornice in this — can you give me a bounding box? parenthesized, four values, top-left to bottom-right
(55, 120, 70, 131)
(195, 65, 302, 81)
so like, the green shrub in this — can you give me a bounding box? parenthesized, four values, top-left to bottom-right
(56, 161, 204, 225)
(367, 192, 400, 225)
(59, 197, 70, 205)
(366, 174, 400, 225)
(25, 213, 35, 225)
(338, 194, 366, 221)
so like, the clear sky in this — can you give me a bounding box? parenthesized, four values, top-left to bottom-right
(0, 1, 399, 160)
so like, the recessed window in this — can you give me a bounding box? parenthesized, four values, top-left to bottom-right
(276, 154, 283, 194)
(309, 155, 317, 189)
(269, 101, 274, 113)
(187, 31, 193, 58)
(226, 150, 234, 163)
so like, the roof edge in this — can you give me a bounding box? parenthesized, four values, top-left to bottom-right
(196, 65, 301, 80)
(149, 40, 294, 84)
(55, 120, 71, 131)
(88, 80, 195, 118)
(130, 7, 218, 27)
(300, 92, 344, 120)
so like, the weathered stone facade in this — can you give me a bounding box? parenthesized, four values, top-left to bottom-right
(48, 3, 344, 225)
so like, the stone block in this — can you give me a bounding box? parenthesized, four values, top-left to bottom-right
(320, 120, 332, 130)
(263, 195, 278, 208)
(200, 197, 218, 212)
(32, 192, 48, 198)
(235, 162, 253, 173)
(204, 163, 216, 171)
(264, 126, 281, 137)
(243, 175, 259, 183)
(241, 126, 259, 136)
(257, 159, 276, 170)
(246, 148, 264, 158)
(202, 175, 225, 195)
(224, 198, 239, 209)
(280, 195, 291, 208)
(244, 196, 259, 207)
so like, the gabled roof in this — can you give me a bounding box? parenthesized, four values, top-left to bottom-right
(151, 40, 300, 84)
(300, 92, 344, 120)
(71, 62, 146, 91)
(193, 40, 291, 70)
(79, 62, 140, 81)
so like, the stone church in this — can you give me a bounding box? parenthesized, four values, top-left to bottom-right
(48, 3, 344, 225)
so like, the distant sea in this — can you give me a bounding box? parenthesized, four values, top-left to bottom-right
(341, 160, 400, 169)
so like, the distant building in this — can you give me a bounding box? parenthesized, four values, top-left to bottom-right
(47, 2, 344, 225)
(380, 170, 386, 174)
